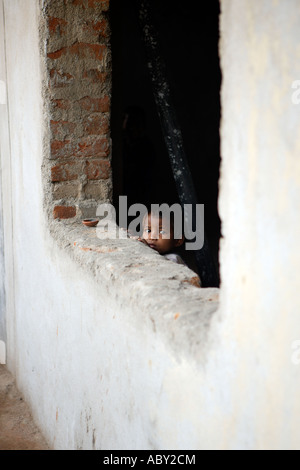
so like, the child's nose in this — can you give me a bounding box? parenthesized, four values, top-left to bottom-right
(150, 230, 158, 239)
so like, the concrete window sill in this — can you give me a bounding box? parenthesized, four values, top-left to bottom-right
(50, 220, 220, 360)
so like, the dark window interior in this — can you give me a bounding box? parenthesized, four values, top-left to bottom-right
(110, 0, 221, 279)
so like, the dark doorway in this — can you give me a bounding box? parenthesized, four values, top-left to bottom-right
(110, 0, 221, 275)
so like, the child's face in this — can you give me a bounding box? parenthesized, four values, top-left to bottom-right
(142, 214, 183, 254)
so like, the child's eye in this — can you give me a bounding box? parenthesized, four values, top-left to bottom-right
(159, 230, 166, 235)
(144, 228, 151, 233)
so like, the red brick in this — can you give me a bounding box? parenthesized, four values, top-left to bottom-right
(67, 0, 109, 9)
(51, 162, 80, 182)
(49, 17, 68, 36)
(88, 0, 109, 10)
(49, 68, 74, 88)
(84, 114, 109, 135)
(52, 99, 71, 110)
(51, 137, 109, 159)
(47, 43, 107, 62)
(78, 95, 110, 113)
(53, 205, 76, 219)
(50, 120, 76, 139)
(82, 18, 108, 38)
(51, 140, 72, 159)
(82, 70, 107, 84)
(85, 159, 110, 180)
(71, 0, 86, 7)
(78, 136, 109, 158)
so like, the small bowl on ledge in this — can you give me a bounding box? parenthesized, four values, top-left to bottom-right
(82, 218, 99, 227)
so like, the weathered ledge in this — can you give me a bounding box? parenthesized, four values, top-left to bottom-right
(49, 219, 220, 363)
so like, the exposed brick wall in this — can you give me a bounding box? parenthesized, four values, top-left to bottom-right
(44, 0, 112, 220)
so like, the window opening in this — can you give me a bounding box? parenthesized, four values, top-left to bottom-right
(110, 0, 221, 287)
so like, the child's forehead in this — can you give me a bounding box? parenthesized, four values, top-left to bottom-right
(144, 213, 169, 225)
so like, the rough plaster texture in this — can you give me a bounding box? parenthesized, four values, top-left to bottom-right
(0, 0, 300, 451)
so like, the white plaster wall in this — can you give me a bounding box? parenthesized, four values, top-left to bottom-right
(217, 0, 300, 449)
(0, 0, 300, 451)
(0, 145, 6, 348)
(0, 157, 6, 362)
(0, 0, 8, 357)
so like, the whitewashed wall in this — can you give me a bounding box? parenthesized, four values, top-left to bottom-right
(218, 0, 300, 449)
(0, 0, 9, 362)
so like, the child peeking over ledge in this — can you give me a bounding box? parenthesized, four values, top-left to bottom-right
(136, 209, 201, 285)
(139, 209, 186, 266)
